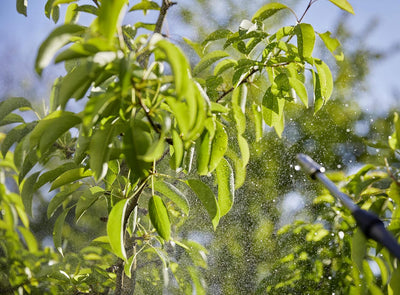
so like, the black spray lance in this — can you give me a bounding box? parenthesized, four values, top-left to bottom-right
(296, 153, 400, 260)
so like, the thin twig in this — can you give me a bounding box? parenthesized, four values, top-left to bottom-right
(384, 158, 400, 187)
(154, 0, 177, 34)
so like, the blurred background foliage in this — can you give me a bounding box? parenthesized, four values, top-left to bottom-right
(1, 0, 400, 294)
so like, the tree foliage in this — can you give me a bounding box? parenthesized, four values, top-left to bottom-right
(3, 0, 400, 294)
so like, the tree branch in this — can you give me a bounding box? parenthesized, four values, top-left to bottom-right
(154, 0, 177, 34)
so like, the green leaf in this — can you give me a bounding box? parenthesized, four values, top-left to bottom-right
(187, 179, 220, 229)
(252, 103, 263, 142)
(289, 77, 308, 107)
(328, 0, 355, 14)
(197, 118, 215, 175)
(65, 3, 79, 24)
(389, 265, 400, 295)
(252, 3, 288, 22)
(29, 110, 81, 156)
(18, 226, 38, 252)
(312, 69, 323, 113)
(75, 5, 98, 16)
(214, 59, 237, 76)
(0, 97, 32, 122)
(123, 120, 152, 180)
(47, 183, 81, 219)
(171, 129, 184, 170)
(107, 198, 129, 260)
(53, 206, 72, 255)
(318, 31, 344, 61)
(35, 24, 85, 75)
(93, 0, 129, 42)
(89, 121, 117, 181)
(75, 186, 104, 222)
(21, 171, 40, 217)
(314, 59, 333, 101)
(52, 0, 77, 6)
(389, 113, 400, 151)
(16, 0, 28, 16)
(52, 4, 60, 23)
(193, 50, 230, 76)
(0, 113, 25, 127)
(183, 37, 204, 58)
(149, 195, 171, 241)
(50, 167, 93, 191)
(1, 122, 36, 157)
(35, 162, 77, 190)
(203, 29, 232, 45)
(216, 158, 234, 217)
(295, 23, 315, 59)
(262, 88, 285, 137)
(208, 121, 228, 172)
(154, 181, 189, 215)
(128, 0, 160, 13)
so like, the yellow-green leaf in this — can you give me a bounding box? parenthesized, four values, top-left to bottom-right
(50, 168, 93, 191)
(107, 198, 129, 260)
(149, 195, 171, 240)
(328, 0, 355, 14)
(216, 158, 234, 217)
(295, 23, 315, 59)
(252, 3, 288, 22)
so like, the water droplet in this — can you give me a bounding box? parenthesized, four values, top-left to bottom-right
(346, 128, 350, 132)
(337, 164, 342, 169)
(328, 276, 332, 280)
(338, 231, 344, 239)
(294, 165, 301, 171)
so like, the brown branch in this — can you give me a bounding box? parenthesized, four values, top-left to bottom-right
(154, 0, 177, 34)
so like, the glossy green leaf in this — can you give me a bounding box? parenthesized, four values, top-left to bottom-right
(107, 198, 129, 260)
(139, 135, 166, 162)
(216, 158, 234, 217)
(232, 85, 247, 135)
(75, 5, 98, 16)
(53, 206, 72, 255)
(314, 59, 333, 101)
(262, 88, 285, 137)
(29, 110, 81, 156)
(389, 113, 400, 151)
(75, 186, 104, 222)
(0, 113, 25, 127)
(50, 167, 93, 191)
(295, 23, 315, 59)
(183, 37, 204, 57)
(89, 121, 117, 181)
(123, 120, 152, 180)
(171, 129, 184, 170)
(214, 59, 237, 76)
(35, 162, 77, 190)
(47, 183, 81, 219)
(389, 265, 400, 295)
(328, 0, 355, 14)
(208, 121, 228, 172)
(149, 195, 171, 241)
(18, 226, 38, 252)
(0, 97, 32, 123)
(17, 0, 28, 16)
(203, 29, 231, 45)
(252, 103, 263, 142)
(197, 118, 215, 175)
(312, 69, 323, 113)
(21, 171, 40, 217)
(94, 0, 129, 42)
(129, 0, 160, 13)
(154, 181, 189, 215)
(187, 179, 220, 229)
(351, 229, 367, 276)
(52, 0, 77, 6)
(289, 77, 308, 107)
(318, 31, 344, 61)
(252, 3, 288, 22)
(194, 51, 230, 76)
(35, 24, 85, 75)
(65, 3, 79, 24)
(1, 122, 36, 157)
(18, 150, 38, 183)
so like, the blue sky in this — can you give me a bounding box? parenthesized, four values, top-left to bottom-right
(1, 0, 399, 113)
